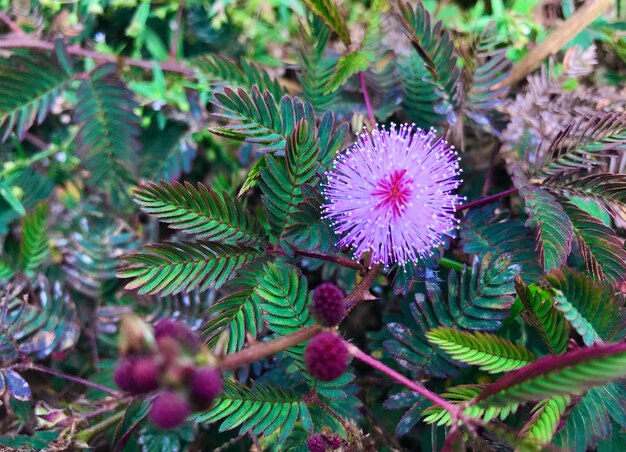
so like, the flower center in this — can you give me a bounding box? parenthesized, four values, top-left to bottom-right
(372, 169, 413, 218)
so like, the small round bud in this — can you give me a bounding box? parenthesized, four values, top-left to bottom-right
(328, 434, 343, 449)
(154, 319, 200, 351)
(131, 357, 160, 394)
(307, 434, 326, 452)
(310, 283, 345, 327)
(149, 391, 190, 429)
(190, 367, 223, 409)
(113, 358, 136, 393)
(304, 332, 349, 382)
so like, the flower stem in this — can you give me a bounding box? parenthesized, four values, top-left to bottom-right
(359, 72, 375, 127)
(220, 325, 322, 370)
(438, 257, 464, 272)
(11, 362, 120, 397)
(76, 410, 126, 443)
(346, 343, 460, 416)
(294, 249, 362, 271)
(456, 187, 517, 212)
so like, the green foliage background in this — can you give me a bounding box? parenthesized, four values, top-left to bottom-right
(1, 0, 626, 450)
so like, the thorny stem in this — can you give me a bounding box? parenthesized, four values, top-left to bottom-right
(220, 265, 381, 370)
(359, 72, 376, 127)
(11, 362, 120, 397)
(456, 187, 518, 212)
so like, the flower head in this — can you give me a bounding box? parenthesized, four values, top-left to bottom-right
(149, 391, 190, 429)
(190, 367, 223, 409)
(322, 124, 463, 267)
(310, 282, 345, 327)
(304, 332, 349, 381)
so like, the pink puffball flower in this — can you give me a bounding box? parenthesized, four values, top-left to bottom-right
(322, 123, 463, 267)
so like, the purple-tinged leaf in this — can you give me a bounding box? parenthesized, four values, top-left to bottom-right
(474, 342, 626, 408)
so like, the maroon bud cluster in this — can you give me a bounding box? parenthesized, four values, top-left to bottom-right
(306, 434, 326, 452)
(113, 318, 223, 430)
(310, 282, 345, 327)
(304, 332, 349, 382)
(306, 433, 344, 451)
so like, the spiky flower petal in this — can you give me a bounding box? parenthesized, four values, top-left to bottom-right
(323, 124, 462, 266)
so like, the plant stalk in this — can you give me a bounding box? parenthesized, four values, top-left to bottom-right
(359, 72, 376, 127)
(456, 187, 517, 212)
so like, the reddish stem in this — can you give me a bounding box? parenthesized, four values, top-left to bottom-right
(346, 343, 460, 416)
(359, 72, 375, 127)
(0, 36, 194, 75)
(294, 249, 362, 271)
(456, 187, 518, 212)
(11, 362, 120, 396)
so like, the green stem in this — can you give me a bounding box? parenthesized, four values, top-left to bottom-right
(76, 410, 125, 443)
(438, 257, 464, 272)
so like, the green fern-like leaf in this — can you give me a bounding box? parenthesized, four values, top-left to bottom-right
(515, 277, 569, 355)
(323, 50, 373, 95)
(298, 16, 339, 114)
(0, 260, 13, 282)
(384, 254, 519, 379)
(302, 0, 351, 46)
(0, 275, 78, 364)
(282, 185, 336, 253)
(210, 87, 314, 151)
(117, 241, 263, 296)
(562, 201, 626, 286)
(553, 383, 626, 452)
(19, 202, 49, 276)
(75, 64, 141, 196)
(420, 385, 519, 427)
(515, 181, 574, 272)
(254, 262, 313, 338)
(139, 120, 197, 182)
(0, 50, 72, 141)
(460, 205, 542, 282)
(259, 121, 320, 240)
(204, 263, 265, 353)
(395, 0, 460, 126)
(474, 342, 626, 407)
(546, 268, 625, 345)
(62, 213, 140, 299)
(521, 396, 571, 445)
(426, 327, 534, 374)
(419, 253, 519, 332)
(460, 25, 510, 133)
(544, 173, 626, 218)
(192, 379, 311, 441)
(535, 112, 626, 177)
(193, 55, 286, 100)
(133, 181, 265, 247)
